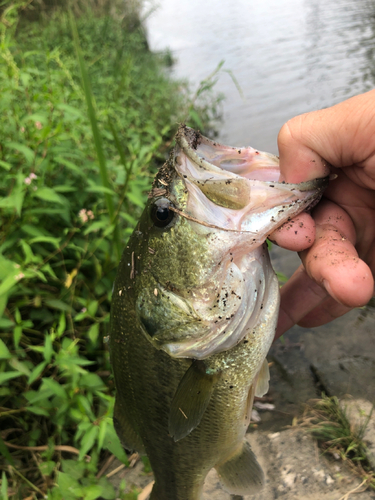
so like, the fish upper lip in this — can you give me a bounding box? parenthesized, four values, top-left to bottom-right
(176, 125, 329, 192)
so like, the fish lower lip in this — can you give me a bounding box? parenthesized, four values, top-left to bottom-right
(280, 176, 330, 192)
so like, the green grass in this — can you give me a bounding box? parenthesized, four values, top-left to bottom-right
(0, 2, 221, 498)
(300, 395, 375, 491)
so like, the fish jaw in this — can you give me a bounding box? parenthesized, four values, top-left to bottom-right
(173, 125, 328, 240)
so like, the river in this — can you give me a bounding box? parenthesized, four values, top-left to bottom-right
(145, 0, 375, 153)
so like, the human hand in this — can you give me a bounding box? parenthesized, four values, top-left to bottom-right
(270, 90, 375, 338)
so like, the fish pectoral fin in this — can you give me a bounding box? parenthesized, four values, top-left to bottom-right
(168, 360, 221, 442)
(215, 440, 264, 495)
(254, 357, 270, 398)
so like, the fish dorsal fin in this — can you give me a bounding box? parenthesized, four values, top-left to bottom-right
(169, 360, 221, 442)
(254, 358, 270, 398)
(216, 440, 264, 495)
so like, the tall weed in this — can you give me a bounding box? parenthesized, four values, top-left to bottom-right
(0, 5, 220, 498)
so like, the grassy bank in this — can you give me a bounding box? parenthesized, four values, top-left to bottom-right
(0, 2, 220, 498)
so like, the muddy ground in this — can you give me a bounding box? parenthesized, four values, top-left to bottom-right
(108, 248, 375, 499)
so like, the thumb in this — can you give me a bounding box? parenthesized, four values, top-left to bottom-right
(277, 89, 375, 183)
(277, 113, 331, 184)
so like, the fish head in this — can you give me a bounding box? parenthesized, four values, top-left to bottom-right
(127, 126, 328, 359)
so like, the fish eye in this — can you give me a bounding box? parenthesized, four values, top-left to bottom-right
(151, 198, 175, 228)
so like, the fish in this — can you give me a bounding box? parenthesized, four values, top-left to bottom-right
(110, 125, 327, 499)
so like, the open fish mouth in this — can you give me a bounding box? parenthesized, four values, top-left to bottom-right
(173, 125, 328, 236)
(137, 126, 329, 360)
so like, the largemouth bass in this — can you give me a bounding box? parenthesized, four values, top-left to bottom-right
(110, 126, 327, 499)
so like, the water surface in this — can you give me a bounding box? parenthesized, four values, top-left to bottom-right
(145, 0, 375, 152)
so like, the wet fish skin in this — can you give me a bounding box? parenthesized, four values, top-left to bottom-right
(110, 126, 327, 499)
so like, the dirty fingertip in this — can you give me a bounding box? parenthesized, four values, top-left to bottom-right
(269, 213, 316, 252)
(322, 259, 374, 308)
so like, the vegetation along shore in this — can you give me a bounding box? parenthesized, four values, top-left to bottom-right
(0, 1, 221, 498)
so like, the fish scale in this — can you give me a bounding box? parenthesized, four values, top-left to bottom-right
(110, 126, 328, 499)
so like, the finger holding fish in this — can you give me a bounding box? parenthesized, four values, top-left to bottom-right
(276, 200, 374, 338)
(268, 212, 316, 252)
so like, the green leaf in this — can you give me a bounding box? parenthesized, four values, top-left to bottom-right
(39, 460, 56, 476)
(0, 339, 12, 359)
(57, 471, 81, 500)
(62, 459, 86, 480)
(33, 187, 66, 205)
(22, 112, 48, 125)
(103, 422, 128, 465)
(86, 185, 115, 196)
(83, 485, 102, 500)
(24, 387, 54, 405)
(0, 371, 23, 384)
(28, 360, 47, 385)
(57, 312, 66, 337)
(87, 323, 99, 344)
(80, 372, 105, 390)
(21, 224, 45, 237)
(188, 108, 203, 129)
(5, 142, 34, 164)
(14, 308, 21, 324)
(29, 236, 60, 248)
(54, 156, 84, 176)
(78, 425, 99, 460)
(0, 318, 14, 329)
(0, 185, 25, 215)
(56, 103, 85, 119)
(41, 378, 67, 399)
(97, 477, 116, 500)
(54, 185, 77, 193)
(88, 301, 98, 317)
(0, 437, 15, 466)
(0, 474, 8, 500)
(13, 325, 22, 349)
(83, 220, 108, 235)
(127, 190, 146, 208)
(74, 311, 89, 322)
(27, 406, 50, 416)
(97, 420, 107, 451)
(19, 240, 35, 264)
(45, 300, 72, 312)
(43, 334, 53, 362)
(0, 160, 11, 170)
(0, 270, 20, 296)
(8, 358, 31, 376)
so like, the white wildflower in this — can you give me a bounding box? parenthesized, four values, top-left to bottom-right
(78, 209, 88, 223)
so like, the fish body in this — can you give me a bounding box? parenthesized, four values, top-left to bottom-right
(110, 126, 327, 499)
